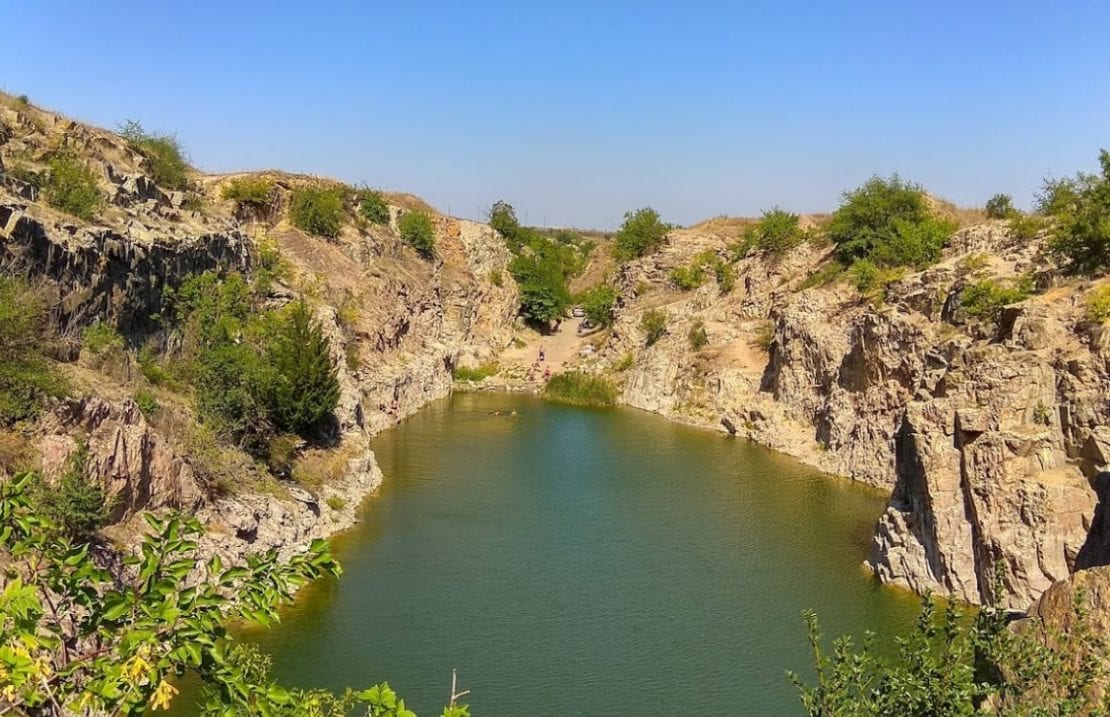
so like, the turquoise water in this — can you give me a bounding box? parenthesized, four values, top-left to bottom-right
(177, 392, 918, 715)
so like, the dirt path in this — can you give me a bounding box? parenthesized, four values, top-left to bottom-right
(499, 320, 591, 378)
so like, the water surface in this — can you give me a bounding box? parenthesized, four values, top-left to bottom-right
(190, 393, 918, 714)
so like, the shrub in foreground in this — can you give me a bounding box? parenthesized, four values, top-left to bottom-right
(0, 475, 467, 715)
(543, 371, 618, 406)
(399, 211, 436, 255)
(290, 184, 346, 238)
(792, 595, 1110, 716)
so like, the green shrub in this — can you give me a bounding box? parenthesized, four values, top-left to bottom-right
(792, 594, 1110, 716)
(959, 275, 1033, 323)
(489, 200, 520, 242)
(356, 188, 390, 225)
(289, 185, 346, 238)
(82, 322, 124, 355)
(453, 363, 499, 382)
(265, 433, 300, 476)
(1084, 284, 1110, 322)
(510, 252, 572, 325)
(0, 278, 65, 423)
(614, 207, 670, 260)
(326, 495, 347, 511)
(580, 284, 618, 327)
(44, 154, 102, 220)
(263, 300, 340, 435)
(957, 252, 990, 274)
(221, 176, 274, 209)
(670, 263, 706, 291)
(713, 259, 736, 293)
(118, 120, 190, 190)
(543, 371, 617, 406)
(641, 309, 667, 346)
(743, 207, 805, 255)
(797, 261, 845, 291)
(17, 94, 29, 105)
(688, 319, 708, 349)
(614, 353, 634, 372)
(488, 268, 504, 287)
(30, 440, 110, 541)
(827, 175, 952, 268)
(133, 389, 158, 417)
(752, 320, 775, 351)
(398, 211, 435, 255)
(253, 239, 289, 296)
(1046, 150, 1110, 273)
(985, 192, 1016, 219)
(1008, 212, 1048, 241)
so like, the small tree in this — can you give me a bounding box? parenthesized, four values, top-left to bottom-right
(357, 187, 390, 224)
(0, 278, 65, 423)
(30, 439, 110, 541)
(399, 211, 436, 255)
(489, 200, 521, 243)
(745, 207, 805, 255)
(614, 207, 671, 260)
(119, 119, 191, 190)
(580, 284, 618, 327)
(44, 154, 102, 220)
(641, 309, 667, 346)
(264, 300, 340, 435)
(290, 185, 346, 238)
(827, 176, 944, 266)
(985, 192, 1016, 219)
(1047, 149, 1110, 273)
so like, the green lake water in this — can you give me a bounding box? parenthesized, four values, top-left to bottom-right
(175, 392, 919, 715)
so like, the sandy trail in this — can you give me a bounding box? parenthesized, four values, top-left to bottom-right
(499, 320, 591, 378)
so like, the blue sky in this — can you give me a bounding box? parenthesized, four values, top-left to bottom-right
(3, 1, 1108, 228)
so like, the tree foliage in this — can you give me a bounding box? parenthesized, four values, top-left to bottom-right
(827, 176, 954, 268)
(398, 211, 435, 256)
(0, 474, 468, 716)
(744, 207, 806, 255)
(580, 284, 618, 328)
(614, 207, 670, 260)
(490, 200, 590, 327)
(357, 188, 390, 225)
(792, 594, 1110, 716)
(44, 154, 103, 220)
(0, 278, 65, 424)
(119, 120, 191, 191)
(985, 193, 1016, 220)
(1045, 150, 1110, 273)
(290, 185, 346, 238)
(263, 300, 341, 435)
(29, 439, 110, 542)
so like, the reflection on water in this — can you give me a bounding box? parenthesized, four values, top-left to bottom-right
(172, 392, 918, 716)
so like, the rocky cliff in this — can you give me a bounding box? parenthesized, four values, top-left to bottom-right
(0, 95, 518, 565)
(566, 220, 1109, 609)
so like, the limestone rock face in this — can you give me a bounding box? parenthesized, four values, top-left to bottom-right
(39, 397, 204, 522)
(586, 224, 1105, 606)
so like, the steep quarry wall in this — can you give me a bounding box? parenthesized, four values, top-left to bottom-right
(574, 224, 1109, 608)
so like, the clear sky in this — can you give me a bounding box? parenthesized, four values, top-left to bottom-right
(3, 1, 1108, 228)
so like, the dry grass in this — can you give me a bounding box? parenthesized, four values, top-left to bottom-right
(0, 429, 36, 475)
(927, 195, 987, 228)
(292, 444, 354, 493)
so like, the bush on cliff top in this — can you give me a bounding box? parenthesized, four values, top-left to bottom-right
(399, 210, 436, 255)
(221, 176, 275, 209)
(828, 175, 955, 269)
(290, 184, 346, 238)
(119, 119, 191, 190)
(358, 187, 391, 225)
(1045, 149, 1110, 273)
(614, 207, 671, 260)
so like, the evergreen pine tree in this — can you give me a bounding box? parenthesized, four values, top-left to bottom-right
(265, 300, 340, 435)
